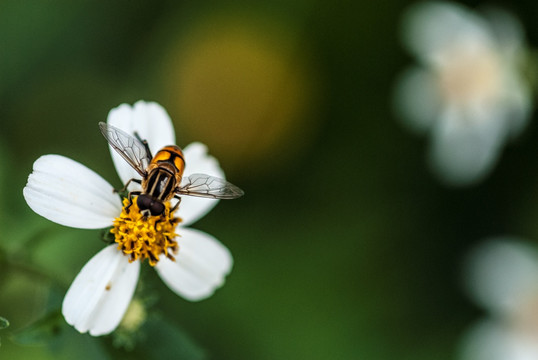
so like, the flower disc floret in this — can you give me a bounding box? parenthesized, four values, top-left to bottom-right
(111, 197, 181, 266)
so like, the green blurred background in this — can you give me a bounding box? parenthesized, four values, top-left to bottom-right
(2, 0, 538, 359)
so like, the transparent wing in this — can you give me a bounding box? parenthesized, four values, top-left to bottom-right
(98, 122, 150, 177)
(177, 173, 244, 199)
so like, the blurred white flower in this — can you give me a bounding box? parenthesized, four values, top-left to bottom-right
(394, 2, 532, 186)
(23, 101, 233, 336)
(460, 238, 538, 360)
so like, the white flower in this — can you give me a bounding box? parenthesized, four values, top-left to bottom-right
(394, 1, 532, 186)
(23, 101, 233, 336)
(460, 238, 538, 360)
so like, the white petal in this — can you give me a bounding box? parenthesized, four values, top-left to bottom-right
(459, 320, 538, 360)
(463, 238, 538, 315)
(183, 142, 224, 178)
(401, 2, 493, 63)
(483, 7, 525, 58)
(106, 100, 176, 185)
(393, 66, 441, 134)
(502, 68, 532, 139)
(178, 142, 225, 226)
(62, 245, 140, 336)
(428, 103, 507, 186)
(23, 155, 121, 229)
(154, 227, 232, 301)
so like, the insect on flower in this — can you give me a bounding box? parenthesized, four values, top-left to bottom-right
(99, 122, 244, 217)
(23, 101, 237, 336)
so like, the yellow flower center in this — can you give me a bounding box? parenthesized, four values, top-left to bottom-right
(437, 45, 503, 106)
(111, 197, 181, 266)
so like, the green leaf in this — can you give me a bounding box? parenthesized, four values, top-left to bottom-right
(0, 315, 9, 345)
(114, 316, 207, 360)
(11, 310, 64, 346)
(145, 317, 207, 360)
(0, 316, 9, 330)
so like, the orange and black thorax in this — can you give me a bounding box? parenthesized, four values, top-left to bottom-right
(141, 145, 186, 202)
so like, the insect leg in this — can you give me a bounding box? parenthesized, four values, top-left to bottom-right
(125, 191, 141, 213)
(134, 132, 153, 159)
(154, 217, 163, 232)
(115, 178, 142, 193)
(171, 195, 182, 212)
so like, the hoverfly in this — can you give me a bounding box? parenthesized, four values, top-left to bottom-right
(98, 122, 244, 217)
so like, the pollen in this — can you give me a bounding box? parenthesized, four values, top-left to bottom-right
(111, 197, 181, 266)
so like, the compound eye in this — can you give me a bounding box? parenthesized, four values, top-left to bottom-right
(137, 195, 152, 211)
(149, 201, 165, 216)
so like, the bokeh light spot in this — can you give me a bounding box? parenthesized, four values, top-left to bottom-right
(160, 13, 320, 178)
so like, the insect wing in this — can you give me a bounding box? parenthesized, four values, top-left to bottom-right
(177, 173, 244, 199)
(99, 122, 150, 177)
